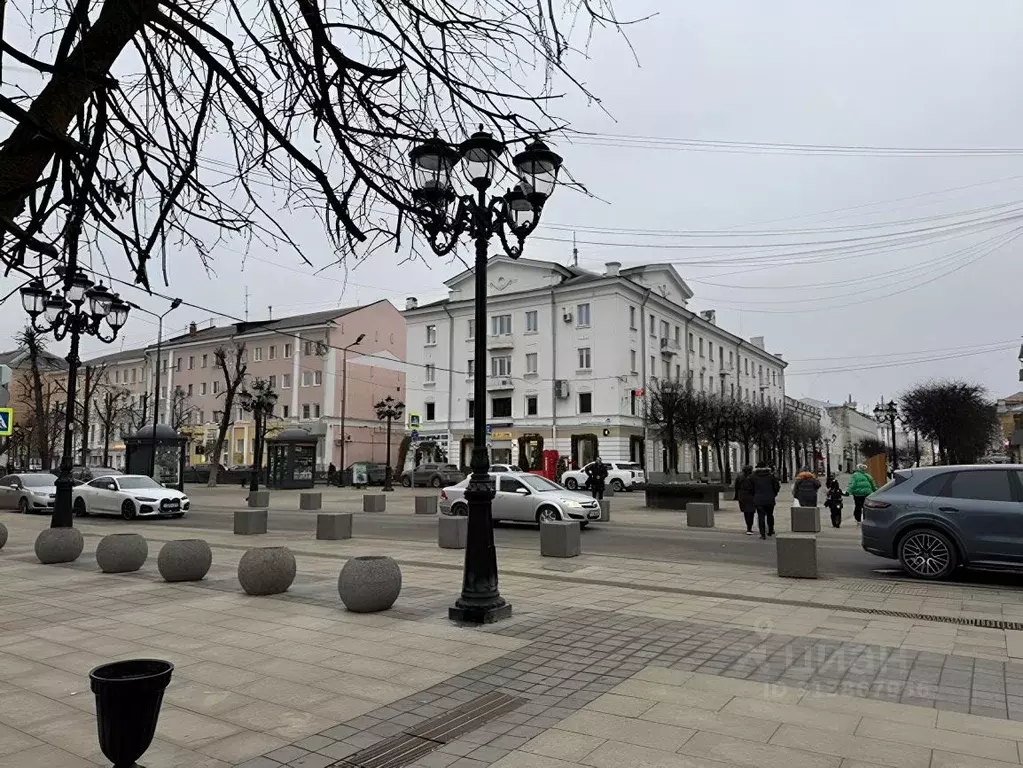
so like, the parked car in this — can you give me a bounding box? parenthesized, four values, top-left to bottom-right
(861, 464, 1023, 580)
(440, 471, 600, 526)
(342, 462, 389, 486)
(490, 464, 517, 473)
(73, 474, 189, 520)
(400, 463, 465, 488)
(560, 461, 646, 492)
(71, 466, 122, 483)
(0, 473, 58, 513)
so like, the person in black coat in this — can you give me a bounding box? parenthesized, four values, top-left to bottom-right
(585, 458, 608, 500)
(824, 474, 844, 528)
(750, 462, 781, 539)
(734, 465, 756, 535)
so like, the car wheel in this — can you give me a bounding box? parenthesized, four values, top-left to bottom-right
(536, 506, 561, 525)
(18, 497, 29, 514)
(121, 500, 137, 521)
(430, 476, 442, 488)
(898, 528, 958, 580)
(564, 478, 578, 490)
(610, 479, 625, 493)
(73, 498, 88, 518)
(451, 502, 468, 517)
(401, 476, 412, 488)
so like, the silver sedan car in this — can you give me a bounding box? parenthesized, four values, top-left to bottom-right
(0, 473, 58, 514)
(439, 471, 601, 525)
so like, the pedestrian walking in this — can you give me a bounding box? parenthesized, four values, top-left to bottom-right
(327, 462, 338, 486)
(734, 465, 756, 535)
(846, 463, 878, 524)
(792, 467, 821, 508)
(585, 457, 608, 500)
(824, 474, 844, 528)
(750, 461, 780, 539)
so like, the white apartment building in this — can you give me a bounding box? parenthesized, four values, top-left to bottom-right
(403, 257, 787, 473)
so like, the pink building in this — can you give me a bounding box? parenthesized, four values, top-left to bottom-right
(84, 301, 407, 471)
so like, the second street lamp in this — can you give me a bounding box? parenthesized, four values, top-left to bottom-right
(409, 128, 562, 624)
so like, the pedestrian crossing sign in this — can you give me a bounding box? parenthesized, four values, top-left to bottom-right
(0, 408, 12, 437)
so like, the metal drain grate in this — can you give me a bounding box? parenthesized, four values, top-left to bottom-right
(335, 691, 524, 768)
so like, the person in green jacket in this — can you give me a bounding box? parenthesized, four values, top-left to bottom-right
(846, 464, 878, 524)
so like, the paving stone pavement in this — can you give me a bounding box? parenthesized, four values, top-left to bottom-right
(246, 601, 1023, 767)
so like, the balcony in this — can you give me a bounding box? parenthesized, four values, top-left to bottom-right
(660, 337, 681, 356)
(486, 333, 515, 350)
(486, 376, 515, 391)
(718, 362, 734, 377)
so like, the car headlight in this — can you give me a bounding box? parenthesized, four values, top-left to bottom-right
(135, 497, 158, 502)
(561, 500, 583, 508)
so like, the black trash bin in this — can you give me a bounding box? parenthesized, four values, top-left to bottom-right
(90, 659, 174, 767)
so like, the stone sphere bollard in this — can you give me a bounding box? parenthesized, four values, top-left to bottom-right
(157, 540, 213, 582)
(35, 527, 84, 564)
(0, 521, 7, 550)
(96, 533, 149, 573)
(237, 546, 296, 596)
(337, 556, 402, 613)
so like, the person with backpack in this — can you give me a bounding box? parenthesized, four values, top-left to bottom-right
(585, 457, 608, 500)
(734, 465, 756, 535)
(750, 462, 781, 539)
(824, 474, 844, 528)
(847, 464, 878, 524)
(792, 467, 821, 508)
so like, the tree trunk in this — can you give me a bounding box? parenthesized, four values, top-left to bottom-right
(207, 411, 231, 487)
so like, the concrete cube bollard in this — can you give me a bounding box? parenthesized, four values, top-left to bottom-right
(776, 533, 818, 578)
(685, 502, 715, 528)
(300, 492, 322, 511)
(599, 499, 611, 522)
(234, 509, 268, 535)
(248, 490, 270, 509)
(317, 512, 353, 541)
(363, 494, 386, 513)
(790, 505, 821, 533)
(438, 515, 468, 549)
(415, 496, 438, 515)
(540, 520, 581, 558)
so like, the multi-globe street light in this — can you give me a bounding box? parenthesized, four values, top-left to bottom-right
(20, 269, 130, 528)
(408, 127, 562, 624)
(873, 400, 899, 471)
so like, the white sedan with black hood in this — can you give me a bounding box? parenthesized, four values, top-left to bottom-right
(73, 475, 189, 520)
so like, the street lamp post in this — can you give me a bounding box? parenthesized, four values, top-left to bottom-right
(408, 127, 562, 624)
(873, 400, 899, 471)
(129, 299, 182, 480)
(338, 333, 366, 487)
(824, 431, 837, 477)
(20, 270, 130, 528)
(374, 396, 404, 492)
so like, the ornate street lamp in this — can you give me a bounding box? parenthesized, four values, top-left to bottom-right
(408, 127, 562, 624)
(374, 396, 404, 492)
(873, 400, 899, 471)
(20, 270, 130, 528)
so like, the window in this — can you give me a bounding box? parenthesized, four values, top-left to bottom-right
(467, 400, 475, 418)
(630, 390, 637, 416)
(730, 382, 735, 398)
(772, 370, 777, 386)
(699, 338, 705, 357)
(630, 350, 637, 373)
(491, 314, 511, 336)
(269, 345, 276, 360)
(499, 476, 526, 493)
(175, 358, 181, 372)
(729, 350, 734, 366)
(467, 319, 475, 339)
(200, 382, 208, 396)
(491, 355, 512, 377)
(675, 364, 681, 379)
(578, 347, 591, 370)
(577, 303, 591, 327)
(282, 374, 292, 388)
(313, 371, 322, 386)
(236, 439, 244, 453)
(425, 364, 436, 383)
(578, 392, 592, 413)
(660, 320, 669, 339)
(745, 358, 749, 375)
(186, 384, 193, 397)
(759, 364, 764, 382)
(708, 344, 714, 362)
(467, 359, 475, 376)
(301, 371, 312, 387)
(313, 404, 321, 418)
(525, 353, 538, 374)
(946, 470, 1013, 502)
(649, 356, 655, 376)
(492, 397, 512, 418)
(201, 354, 208, 368)
(662, 360, 670, 378)
(115, 370, 120, 384)
(689, 332, 695, 352)
(188, 356, 194, 370)
(268, 375, 277, 388)
(649, 314, 655, 335)
(525, 310, 538, 332)
(254, 347, 263, 362)
(426, 402, 436, 421)
(162, 358, 168, 371)
(426, 325, 437, 345)
(302, 404, 311, 419)
(282, 405, 290, 418)
(284, 343, 292, 358)
(526, 396, 538, 416)
(213, 381, 220, 395)
(237, 406, 245, 421)
(629, 306, 637, 329)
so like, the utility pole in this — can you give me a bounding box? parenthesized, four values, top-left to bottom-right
(338, 334, 366, 486)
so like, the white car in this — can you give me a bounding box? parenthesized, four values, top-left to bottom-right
(439, 472, 601, 525)
(73, 475, 189, 520)
(561, 461, 646, 492)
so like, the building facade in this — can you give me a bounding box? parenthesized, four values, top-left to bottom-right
(403, 257, 787, 473)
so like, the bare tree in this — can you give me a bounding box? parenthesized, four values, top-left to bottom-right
(207, 344, 247, 487)
(16, 326, 54, 468)
(901, 381, 998, 465)
(95, 388, 128, 466)
(123, 393, 149, 433)
(238, 378, 278, 492)
(644, 378, 687, 473)
(76, 363, 106, 464)
(168, 385, 197, 431)
(0, 0, 628, 288)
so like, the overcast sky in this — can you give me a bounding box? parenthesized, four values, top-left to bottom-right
(3, 0, 1021, 411)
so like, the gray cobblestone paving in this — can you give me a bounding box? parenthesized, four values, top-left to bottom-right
(242, 601, 1023, 767)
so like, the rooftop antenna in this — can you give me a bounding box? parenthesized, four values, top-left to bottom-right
(268, 305, 273, 320)
(572, 232, 578, 267)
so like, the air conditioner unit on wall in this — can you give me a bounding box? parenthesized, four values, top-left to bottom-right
(562, 310, 573, 323)
(555, 380, 570, 399)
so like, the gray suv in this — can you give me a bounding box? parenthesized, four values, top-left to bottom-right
(861, 465, 1023, 580)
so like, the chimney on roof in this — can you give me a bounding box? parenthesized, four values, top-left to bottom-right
(750, 335, 765, 350)
(188, 322, 197, 337)
(604, 261, 621, 277)
(700, 309, 716, 325)
(405, 297, 418, 310)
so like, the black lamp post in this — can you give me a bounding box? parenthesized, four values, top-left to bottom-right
(824, 431, 837, 477)
(374, 395, 404, 491)
(20, 270, 129, 528)
(408, 127, 562, 624)
(873, 400, 899, 470)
